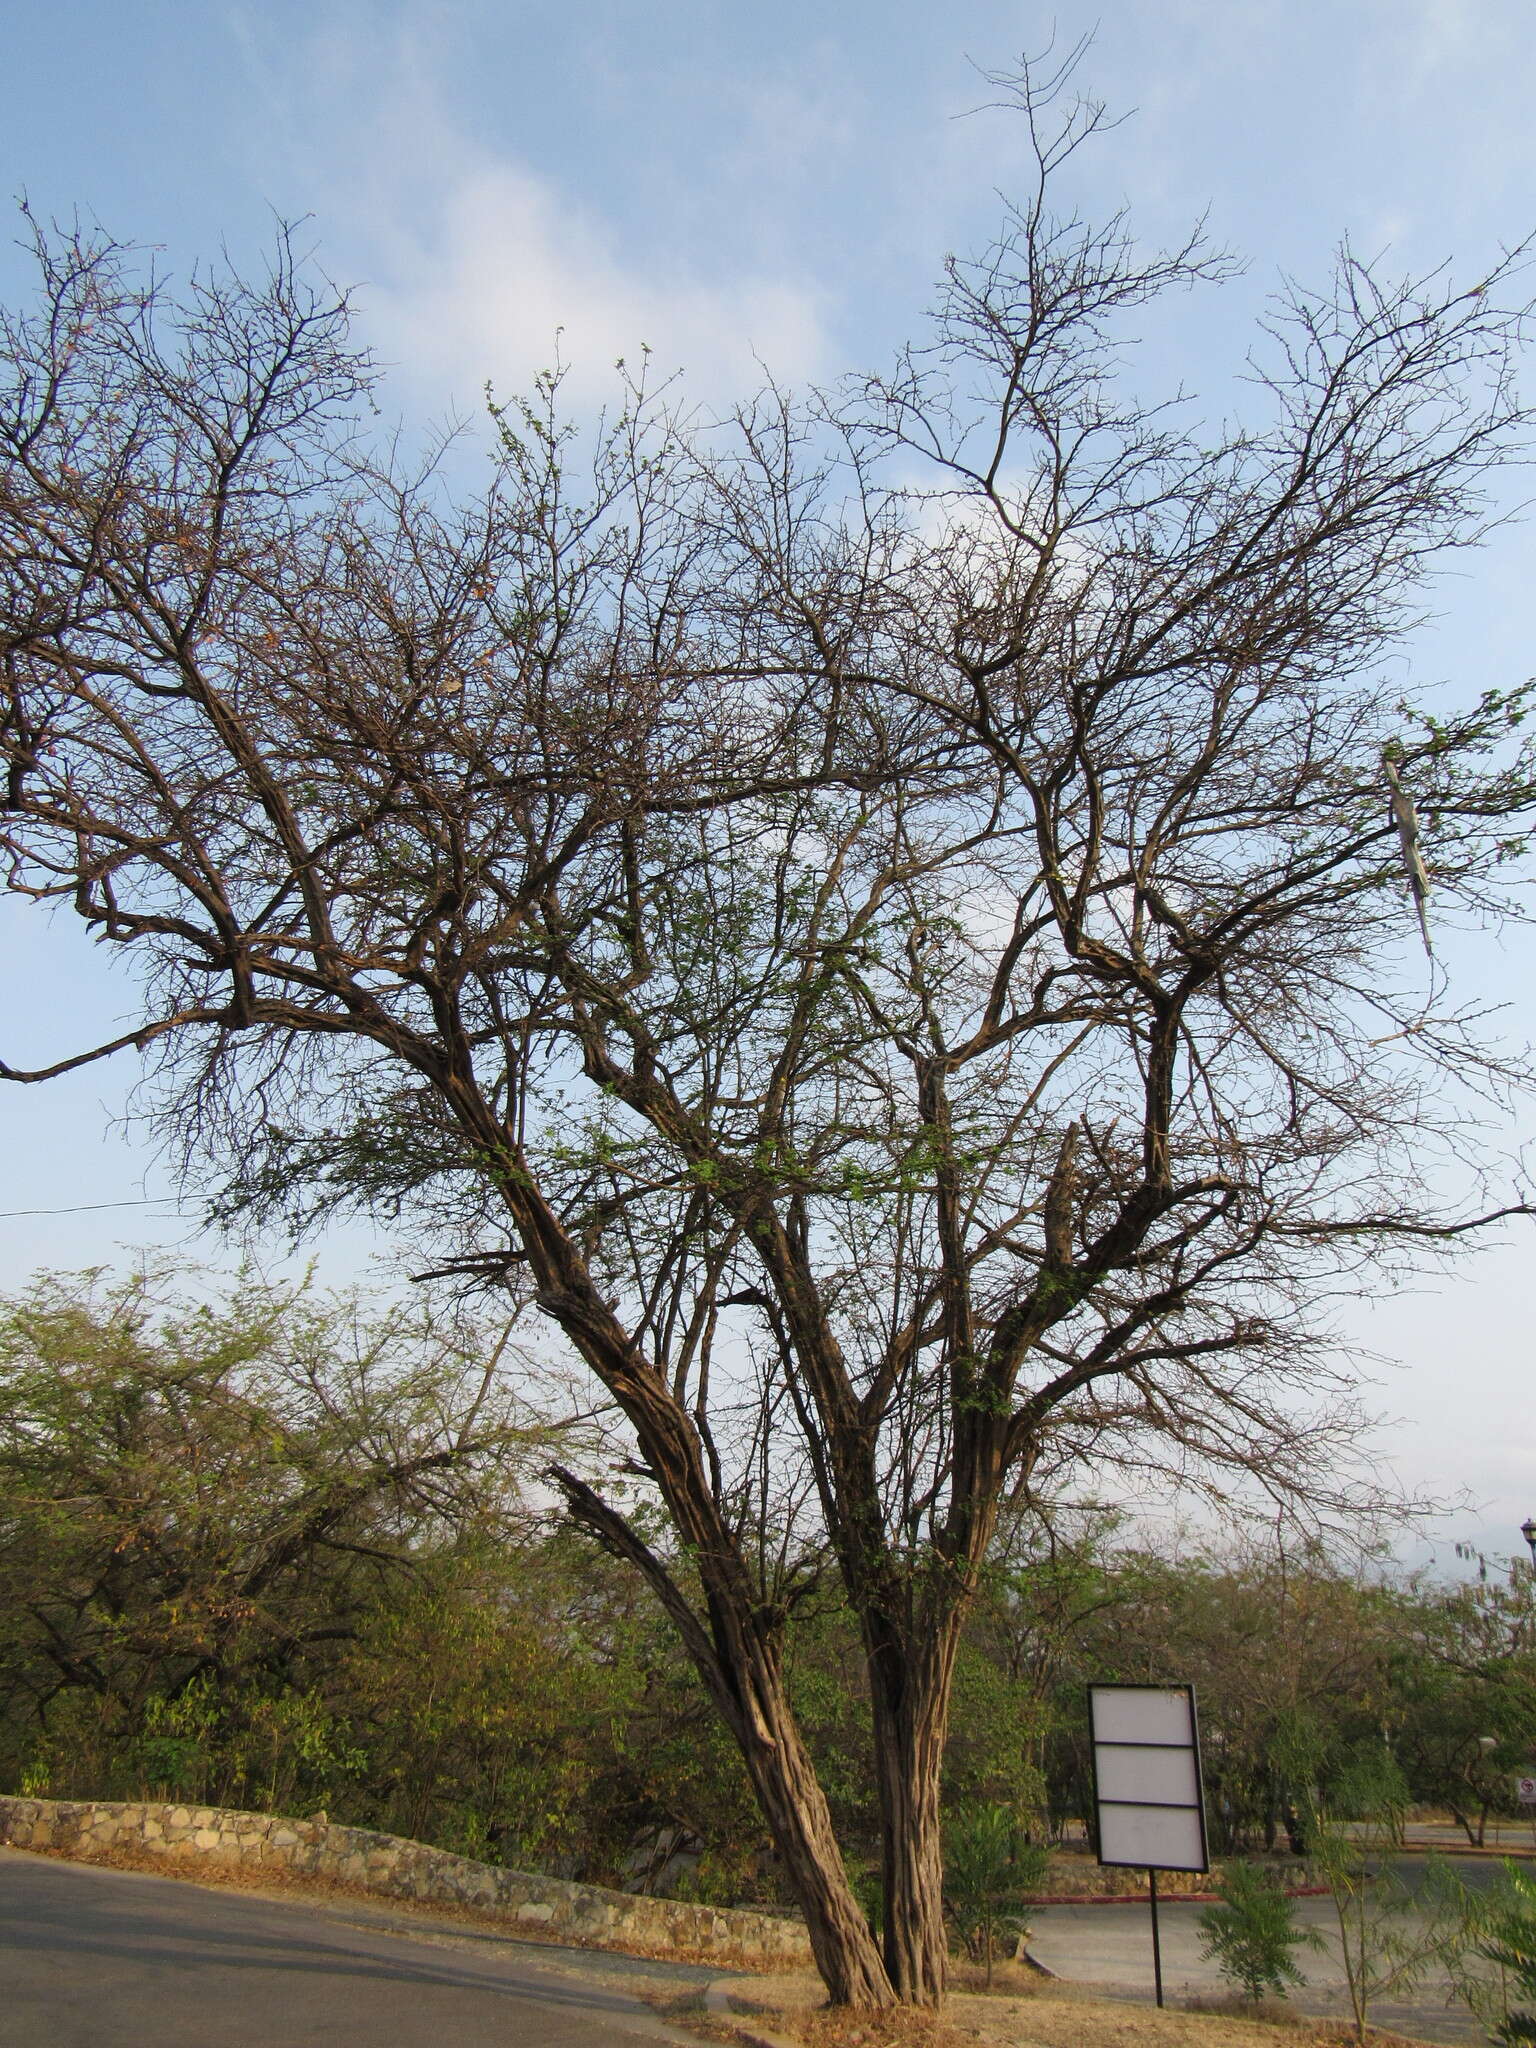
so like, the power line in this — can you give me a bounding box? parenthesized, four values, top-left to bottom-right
(0, 1197, 208, 1220)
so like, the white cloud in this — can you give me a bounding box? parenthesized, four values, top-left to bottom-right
(1391, 0, 1479, 91)
(359, 157, 829, 412)
(223, 5, 831, 415)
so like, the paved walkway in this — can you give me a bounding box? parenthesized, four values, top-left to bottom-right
(0, 1847, 705, 2047)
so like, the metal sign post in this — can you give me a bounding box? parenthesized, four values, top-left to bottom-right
(1088, 1684, 1209, 2009)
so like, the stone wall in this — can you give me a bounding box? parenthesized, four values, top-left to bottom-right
(0, 1795, 813, 1971)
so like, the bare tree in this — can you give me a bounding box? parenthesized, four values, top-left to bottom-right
(5, 66, 1536, 2006)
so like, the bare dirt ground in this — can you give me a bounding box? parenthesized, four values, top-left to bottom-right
(690, 1967, 1439, 2048)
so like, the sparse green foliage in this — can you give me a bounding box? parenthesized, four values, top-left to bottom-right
(943, 1802, 1048, 1985)
(1468, 1860, 1536, 2044)
(1198, 1859, 1321, 2006)
(1308, 1756, 1462, 2045)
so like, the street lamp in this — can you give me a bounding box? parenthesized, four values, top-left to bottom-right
(1522, 1517, 1536, 1571)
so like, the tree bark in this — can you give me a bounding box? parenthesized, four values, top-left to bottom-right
(548, 1465, 893, 2007)
(867, 1620, 959, 2006)
(734, 1669, 896, 2008)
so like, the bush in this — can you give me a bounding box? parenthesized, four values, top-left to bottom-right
(943, 1802, 1049, 1985)
(1198, 1860, 1320, 2006)
(1475, 1860, 1536, 2045)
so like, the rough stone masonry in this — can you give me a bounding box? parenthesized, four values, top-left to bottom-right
(0, 1795, 814, 1971)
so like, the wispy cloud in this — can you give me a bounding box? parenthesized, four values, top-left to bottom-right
(225, 6, 831, 412)
(360, 156, 828, 411)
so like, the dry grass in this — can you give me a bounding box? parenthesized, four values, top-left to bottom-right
(698, 1971, 1438, 2048)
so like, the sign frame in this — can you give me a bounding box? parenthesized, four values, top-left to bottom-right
(1088, 1681, 1211, 1876)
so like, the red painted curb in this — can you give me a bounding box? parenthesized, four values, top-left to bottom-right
(1022, 1886, 1333, 1906)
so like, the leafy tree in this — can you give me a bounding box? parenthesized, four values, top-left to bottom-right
(1386, 1561, 1536, 1846)
(0, 1267, 530, 1753)
(1058, 1541, 1390, 1854)
(954, 1509, 1117, 1836)
(0, 1266, 549, 1818)
(5, 51, 1536, 2007)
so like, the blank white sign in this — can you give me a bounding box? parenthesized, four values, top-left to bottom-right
(1090, 1686, 1196, 1747)
(1089, 1683, 1208, 1873)
(1095, 1743, 1201, 1806)
(1098, 1802, 1207, 1872)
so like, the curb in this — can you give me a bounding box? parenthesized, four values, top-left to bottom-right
(704, 1980, 803, 2048)
(1022, 1885, 1332, 1906)
(1402, 1843, 1536, 1860)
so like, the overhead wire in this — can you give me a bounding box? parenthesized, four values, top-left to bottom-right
(0, 1197, 208, 1220)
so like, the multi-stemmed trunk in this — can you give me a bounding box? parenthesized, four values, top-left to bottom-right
(866, 1616, 962, 2005)
(699, 1593, 963, 2012)
(517, 1169, 972, 2012)
(548, 1457, 894, 2008)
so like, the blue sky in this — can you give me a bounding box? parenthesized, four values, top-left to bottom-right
(3, 0, 1534, 1562)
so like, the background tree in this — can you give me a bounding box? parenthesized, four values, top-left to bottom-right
(1054, 1538, 1393, 1854)
(0, 1265, 764, 1876)
(1385, 1555, 1536, 1846)
(0, 1266, 542, 1813)
(5, 58, 1536, 2007)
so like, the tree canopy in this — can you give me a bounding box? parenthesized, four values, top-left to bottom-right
(4, 63, 1536, 2005)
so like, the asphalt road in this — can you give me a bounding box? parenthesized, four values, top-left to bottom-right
(0, 1848, 704, 2047)
(1027, 1866, 1496, 2045)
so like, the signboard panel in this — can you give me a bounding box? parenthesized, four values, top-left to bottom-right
(1098, 1802, 1206, 1871)
(1096, 1744, 1201, 1807)
(1088, 1683, 1209, 1875)
(1516, 1776, 1536, 1807)
(1091, 1687, 1195, 1747)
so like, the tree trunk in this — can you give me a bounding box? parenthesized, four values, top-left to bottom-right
(733, 1674, 895, 2007)
(548, 1463, 892, 2006)
(867, 1624, 957, 2006)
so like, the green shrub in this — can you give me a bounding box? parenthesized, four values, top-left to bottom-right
(1198, 1860, 1320, 2006)
(943, 1802, 1048, 1984)
(1475, 1860, 1536, 2044)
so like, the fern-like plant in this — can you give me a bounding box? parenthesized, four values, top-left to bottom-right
(1476, 1860, 1536, 2045)
(943, 1803, 1048, 1986)
(1198, 1860, 1321, 2007)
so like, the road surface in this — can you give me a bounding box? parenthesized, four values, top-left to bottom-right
(0, 1846, 705, 2047)
(1027, 1865, 1499, 2044)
